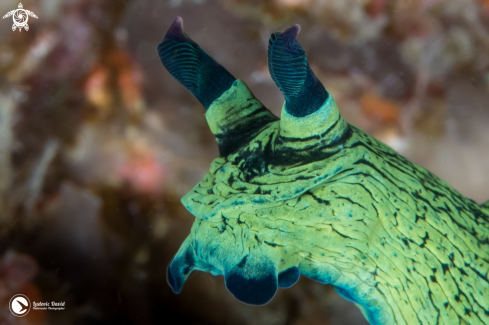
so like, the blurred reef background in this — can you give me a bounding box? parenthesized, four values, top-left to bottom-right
(0, 0, 488, 324)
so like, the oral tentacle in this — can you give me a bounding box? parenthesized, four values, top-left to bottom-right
(224, 255, 278, 305)
(166, 237, 196, 294)
(278, 266, 300, 288)
(157, 17, 236, 110)
(267, 24, 328, 117)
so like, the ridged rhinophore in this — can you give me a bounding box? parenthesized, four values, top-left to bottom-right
(158, 39, 201, 94)
(157, 17, 235, 110)
(267, 26, 307, 97)
(266, 24, 328, 117)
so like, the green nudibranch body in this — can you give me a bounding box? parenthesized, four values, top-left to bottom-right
(158, 17, 489, 325)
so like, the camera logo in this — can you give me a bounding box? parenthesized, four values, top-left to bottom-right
(2, 3, 38, 32)
(9, 294, 31, 317)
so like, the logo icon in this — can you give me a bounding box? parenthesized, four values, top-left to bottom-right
(2, 3, 38, 32)
(9, 294, 31, 317)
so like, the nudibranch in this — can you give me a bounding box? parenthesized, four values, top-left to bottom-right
(157, 17, 489, 325)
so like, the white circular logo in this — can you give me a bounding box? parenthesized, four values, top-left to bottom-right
(9, 294, 31, 317)
(13, 9, 28, 28)
(2, 3, 38, 32)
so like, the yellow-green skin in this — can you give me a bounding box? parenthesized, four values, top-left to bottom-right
(170, 80, 489, 325)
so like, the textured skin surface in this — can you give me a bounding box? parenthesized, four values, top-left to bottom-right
(169, 81, 489, 325)
(159, 18, 489, 325)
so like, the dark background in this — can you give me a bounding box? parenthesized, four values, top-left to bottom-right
(0, 0, 488, 324)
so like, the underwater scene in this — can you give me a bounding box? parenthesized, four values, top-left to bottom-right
(1, 0, 489, 324)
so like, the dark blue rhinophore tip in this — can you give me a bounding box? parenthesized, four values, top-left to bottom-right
(268, 24, 307, 98)
(163, 16, 186, 43)
(156, 17, 236, 110)
(278, 266, 300, 288)
(267, 24, 328, 117)
(282, 24, 301, 39)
